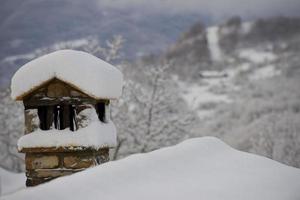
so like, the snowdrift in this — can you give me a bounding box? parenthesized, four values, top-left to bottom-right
(2, 137, 300, 200)
(0, 168, 25, 196)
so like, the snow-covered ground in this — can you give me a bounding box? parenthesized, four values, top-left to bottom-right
(240, 22, 254, 35)
(178, 67, 239, 119)
(2, 137, 300, 200)
(179, 58, 282, 119)
(207, 26, 223, 62)
(180, 25, 282, 119)
(249, 65, 281, 80)
(179, 23, 280, 119)
(179, 80, 231, 118)
(239, 49, 277, 64)
(0, 168, 25, 196)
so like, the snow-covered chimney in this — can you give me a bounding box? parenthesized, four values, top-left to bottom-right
(11, 50, 123, 186)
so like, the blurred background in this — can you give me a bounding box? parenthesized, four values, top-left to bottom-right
(0, 0, 300, 172)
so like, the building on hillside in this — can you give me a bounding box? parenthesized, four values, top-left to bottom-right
(10, 50, 123, 186)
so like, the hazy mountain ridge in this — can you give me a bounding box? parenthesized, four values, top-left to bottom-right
(0, 0, 205, 87)
(0, 0, 203, 60)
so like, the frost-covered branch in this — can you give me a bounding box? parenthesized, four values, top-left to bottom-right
(0, 89, 24, 172)
(112, 64, 195, 158)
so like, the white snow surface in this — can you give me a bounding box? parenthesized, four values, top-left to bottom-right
(240, 22, 254, 34)
(181, 82, 231, 107)
(4, 137, 300, 200)
(250, 65, 281, 80)
(17, 121, 117, 150)
(239, 49, 277, 64)
(200, 70, 227, 77)
(11, 50, 123, 100)
(0, 168, 25, 196)
(207, 26, 223, 62)
(178, 79, 231, 119)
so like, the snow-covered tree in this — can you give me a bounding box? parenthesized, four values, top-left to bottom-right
(0, 89, 24, 172)
(248, 112, 300, 167)
(82, 35, 124, 62)
(112, 64, 195, 159)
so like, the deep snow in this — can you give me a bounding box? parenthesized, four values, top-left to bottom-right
(0, 168, 25, 196)
(3, 137, 300, 200)
(18, 107, 116, 150)
(11, 50, 123, 100)
(17, 121, 117, 150)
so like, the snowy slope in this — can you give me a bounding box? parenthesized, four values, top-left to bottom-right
(206, 26, 223, 62)
(3, 137, 300, 200)
(0, 168, 25, 196)
(178, 80, 231, 118)
(179, 22, 285, 119)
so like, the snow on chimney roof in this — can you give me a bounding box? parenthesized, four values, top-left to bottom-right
(11, 50, 123, 100)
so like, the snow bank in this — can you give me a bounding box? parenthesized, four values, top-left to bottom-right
(4, 137, 300, 200)
(239, 49, 276, 64)
(11, 50, 123, 100)
(17, 121, 117, 150)
(207, 26, 223, 62)
(0, 168, 25, 196)
(178, 80, 231, 119)
(250, 65, 281, 80)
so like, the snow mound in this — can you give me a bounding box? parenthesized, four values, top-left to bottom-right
(3, 137, 300, 200)
(250, 65, 281, 80)
(11, 50, 123, 100)
(0, 168, 25, 196)
(239, 49, 277, 64)
(18, 121, 117, 150)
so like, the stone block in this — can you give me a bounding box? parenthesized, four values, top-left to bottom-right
(26, 177, 52, 187)
(63, 155, 96, 169)
(33, 169, 74, 178)
(26, 154, 59, 170)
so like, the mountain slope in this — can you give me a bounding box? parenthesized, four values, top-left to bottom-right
(165, 16, 300, 79)
(166, 16, 300, 167)
(0, 0, 205, 87)
(0, 0, 203, 61)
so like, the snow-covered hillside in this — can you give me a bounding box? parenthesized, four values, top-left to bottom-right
(2, 137, 300, 200)
(178, 19, 288, 119)
(0, 0, 203, 87)
(0, 168, 24, 196)
(0, 15, 300, 184)
(206, 26, 223, 62)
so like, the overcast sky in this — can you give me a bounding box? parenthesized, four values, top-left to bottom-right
(97, 0, 300, 23)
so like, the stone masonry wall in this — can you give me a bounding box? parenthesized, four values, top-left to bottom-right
(25, 148, 109, 186)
